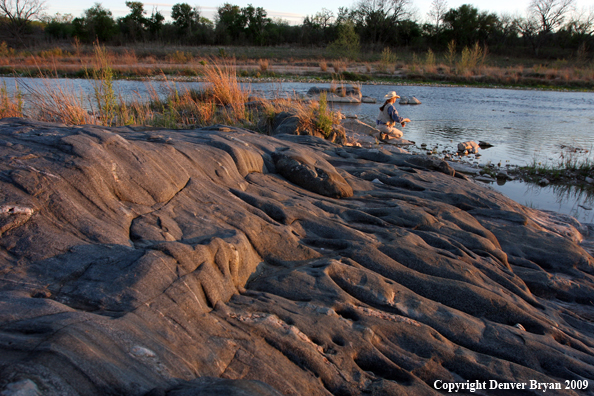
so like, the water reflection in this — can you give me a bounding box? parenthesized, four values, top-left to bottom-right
(491, 180, 594, 223)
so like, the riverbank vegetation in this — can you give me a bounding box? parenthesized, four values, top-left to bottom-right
(508, 145, 594, 186)
(0, 42, 592, 90)
(0, 43, 345, 142)
(0, 0, 592, 90)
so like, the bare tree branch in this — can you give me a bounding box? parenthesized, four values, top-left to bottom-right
(427, 0, 448, 30)
(567, 6, 594, 35)
(528, 0, 575, 33)
(0, 0, 46, 41)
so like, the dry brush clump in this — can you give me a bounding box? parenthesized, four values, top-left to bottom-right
(332, 60, 346, 73)
(0, 82, 23, 118)
(23, 79, 98, 125)
(0, 51, 256, 130)
(258, 59, 269, 72)
(202, 59, 250, 122)
(290, 93, 342, 140)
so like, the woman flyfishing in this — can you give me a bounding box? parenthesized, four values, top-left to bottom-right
(376, 91, 411, 140)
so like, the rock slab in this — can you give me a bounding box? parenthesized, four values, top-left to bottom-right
(1, 118, 594, 395)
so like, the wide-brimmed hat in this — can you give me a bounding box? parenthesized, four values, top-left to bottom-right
(384, 91, 400, 100)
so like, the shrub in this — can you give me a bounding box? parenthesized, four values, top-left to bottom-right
(445, 40, 456, 68)
(315, 93, 333, 138)
(0, 42, 15, 58)
(327, 22, 360, 60)
(90, 43, 118, 126)
(378, 47, 396, 73)
(168, 50, 192, 63)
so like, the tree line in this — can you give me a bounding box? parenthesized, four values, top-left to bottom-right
(1, 0, 593, 59)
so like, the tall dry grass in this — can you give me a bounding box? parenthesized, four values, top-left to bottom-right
(332, 60, 346, 73)
(258, 59, 269, 72)
(424, 49, 437, 73)
(90, 43, 119, 125)
(121, 49, 138, 66)
(456, 42, 487, 75)
(378, 47, 396, 73)
(203, 59, 250, 122)
(0, 82, 23, 118)
(22, 78, 97, 125)
(145, 80, 218, 128)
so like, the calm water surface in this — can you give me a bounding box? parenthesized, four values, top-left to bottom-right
(3, 77, 594, 222)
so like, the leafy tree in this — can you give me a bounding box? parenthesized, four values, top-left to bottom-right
(242, 4, 269, 45)
(216, 3, 245, 42)
(443, 4, 499, 48)
(43, 12, 75, 40)
(327, 21, 360, 59)
(146, 7, 164, 36)
(171, 3, 199, 32)
(393, 19, 422, 46)
(119, 1, 148, 41)
(215, 3, 269, 45)
(73, 3, 118, 43)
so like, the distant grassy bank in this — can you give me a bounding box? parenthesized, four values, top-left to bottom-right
(0, 43, 346, 144)
(0, 43, 592, 91)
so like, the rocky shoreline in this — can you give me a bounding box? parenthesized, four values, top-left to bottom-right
(1, 118, 594, 395)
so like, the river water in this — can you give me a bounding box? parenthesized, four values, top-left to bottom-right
(3, 77, 594, 222)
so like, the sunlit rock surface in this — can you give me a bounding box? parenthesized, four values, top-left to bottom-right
(1, 118, 594, 395)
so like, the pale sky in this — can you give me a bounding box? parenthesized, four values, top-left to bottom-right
(45, 0, 591, 25)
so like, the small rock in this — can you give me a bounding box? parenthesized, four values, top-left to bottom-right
(458, 141, 479, 154)
(409, 96, 421, 104)
(538, 178, 550, 186)
(372, 178, 383, 184)
(478, 141, 494, 148)
(0, 205, 35, 215)
(475, 175, 495, 183)
(1, 380, 41, 396)
(586, 177, 594, 184)
(131, 346, 157, 358)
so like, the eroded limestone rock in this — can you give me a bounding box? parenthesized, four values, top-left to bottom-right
(1, 118, 593, 396)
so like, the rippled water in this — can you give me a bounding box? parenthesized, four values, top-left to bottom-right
(3, 77, 594, 222)
(266, 83, 594, 166)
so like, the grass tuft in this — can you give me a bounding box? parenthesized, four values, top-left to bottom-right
(0, 81, 23, 118)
